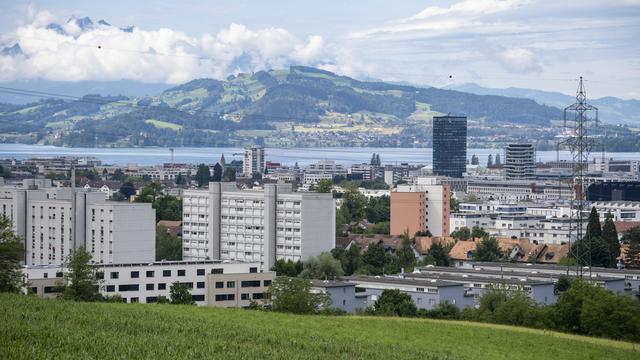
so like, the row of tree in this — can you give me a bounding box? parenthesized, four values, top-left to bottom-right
(195, 163, 236, 187)
(365, 277, 640, 343)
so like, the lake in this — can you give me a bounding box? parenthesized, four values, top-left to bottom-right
(1, 144, 640, 167)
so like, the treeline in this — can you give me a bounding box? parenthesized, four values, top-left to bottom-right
(364, 278, 640, 343)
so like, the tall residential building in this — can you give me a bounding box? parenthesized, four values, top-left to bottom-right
(182, 182, 335, 270)
(390, 177, 450, 237)
(505, 143, 535, 180)
(242, 146, 265, 177)
(433, 115, 467, 178)
(0, 180, 155, 266)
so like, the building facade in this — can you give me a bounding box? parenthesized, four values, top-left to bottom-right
(1, 180, 155, 266)
(242, 146, 265, 177)
(182, 182, 335, 269)
(433, 115, 467, 178)
(23, 260, 274, 307)
(505, 143, 535, 180)
(390, 177, 450, 237)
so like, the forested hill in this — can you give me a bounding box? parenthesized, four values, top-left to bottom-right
(0, 66, 567, 147)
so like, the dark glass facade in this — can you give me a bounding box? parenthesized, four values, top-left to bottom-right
(433, 116, 467, 178)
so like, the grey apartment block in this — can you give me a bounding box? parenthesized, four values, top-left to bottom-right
(1, 181, 156, 266)
(311, 280, 359, 313)
(433, 116, 467, 178)
(182, 182, 335, 270)
(505, 143, 535, 180)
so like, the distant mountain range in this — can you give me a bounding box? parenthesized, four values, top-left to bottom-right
(0, 66, 637, 149)
(447, 83, 640, 125)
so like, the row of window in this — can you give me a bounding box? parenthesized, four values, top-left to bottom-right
(99, 268, 220, 280)
(214, 293, 265, 301)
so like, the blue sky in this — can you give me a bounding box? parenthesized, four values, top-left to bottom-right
(0, 0, 639, 98)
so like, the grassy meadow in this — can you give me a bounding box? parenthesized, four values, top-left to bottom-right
(1, 294, 638, 359)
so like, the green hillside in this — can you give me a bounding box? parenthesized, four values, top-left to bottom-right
(1, 294, 638, 359)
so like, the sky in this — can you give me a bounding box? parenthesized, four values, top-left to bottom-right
(0, 0, 639, 99)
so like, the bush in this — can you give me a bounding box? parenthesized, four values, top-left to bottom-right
(373, 289, 417, 317)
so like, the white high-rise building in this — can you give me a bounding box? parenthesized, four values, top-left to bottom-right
(0, 180, 155, 266)
(182, 182, 335, 269)
(242, 146, 265, 177)
(505, 144, 535, 180)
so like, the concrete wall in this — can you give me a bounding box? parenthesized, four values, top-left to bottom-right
(206, 271, 274, 308)
(300, 193, 335, 261)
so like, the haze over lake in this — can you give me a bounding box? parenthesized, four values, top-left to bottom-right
(2, 144, 640, 167)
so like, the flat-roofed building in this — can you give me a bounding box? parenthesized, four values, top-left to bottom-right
(182, 182, 335, 270)
(391, 177, 450, 237)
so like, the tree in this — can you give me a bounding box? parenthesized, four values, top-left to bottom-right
(0, 215, 24, 293)
(396, 231, 416, 272)
(169, 282, 194, 305)
(451, 227, 471, 240)
(119, 182, 136, 199)
(471, 154, 479, 165)
(471, 226, 488, 240)
(362, 242, 386, 275)
(266, 277, 331, 314)
(315, 179, 333, 193)
(585, 207, 602, 239)
(414, 230, 432, 237)
(601, 212, 620, 267)
(61, 247, 101, 302)
(474, 237, 501, 262)
(426, 242, 451, 267)
(111, 168, 125, 181)
(495, 153, 501, 166)
(195, 163, 211, 187)
(270, 259, 303, 277)
(153, 195, 182, 222)
(212, 163, 223, 182)
(365, 196, 390, 223)
(134, 182, 162, 203)
(554, 275, 571, 294)
(450, 197, 460, 213)
(487, 154, 493, 167)
(622, 226, 640, 268)
(222, 167, 236, 182)
(373, 289, 417, 317)
(175, 172, 185, 185)
(337, 185, 367, 224)
(110, 192, 126, 201)
(300, 252, 344, 279)
(156, 226, 182, 261)
(345, 244, 363, 275)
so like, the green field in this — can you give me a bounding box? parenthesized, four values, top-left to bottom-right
(144, 119, 183, 130)
(1, 294, 638, 359)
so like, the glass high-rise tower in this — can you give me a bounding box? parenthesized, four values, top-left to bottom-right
(433, 115, 467, 178)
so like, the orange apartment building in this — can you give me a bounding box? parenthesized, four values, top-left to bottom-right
(390, 178, 450, 237)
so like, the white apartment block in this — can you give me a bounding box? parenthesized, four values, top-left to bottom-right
(466, 180, 573, 202)
(393, 177, 451, 237)
(182, 182, 335, 269)
(243, 146, 265, 177)
(1, 180, 155, 266)
(24, 260, 274, 307)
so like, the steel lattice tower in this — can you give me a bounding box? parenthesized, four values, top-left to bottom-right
(557, 77, 601, 277)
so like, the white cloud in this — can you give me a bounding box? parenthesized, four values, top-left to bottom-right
(494, 47, 542, 73)
(0, 12, 335, 84)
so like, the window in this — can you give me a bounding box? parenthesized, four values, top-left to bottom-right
(146, 284, 154, 291)
(146, 296, 158, 303)
(215, 294, 235, 301)
(106, 285, 115, 292)
(192, 295, 205, 302)
(263, 280, 272, 287)
(197, 269, 205, 276)
(158, 283, 166, 290)
(241, 280, 261, 288)
(163, 270, 171, 277)
(146, 271, 154, 278)
(241, 293, 250, 300)
(130, 297, 139, 303)
(181, 282, 194, 289)
(110, 272, 119, 279)
(212, 268, 224, 274)
(252, 293, 264, 300)
(44, 286, 60, 294)
(197, 282, 205, 289)
(55, 272, 63, 278)
(227, 281, 235, 288)
(118, 284, 139, 292)
(131, 271, 139, 278)
(215, 282, 224, 289)
(96, 272, 104, 280)
(249, 267, 258, 273)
